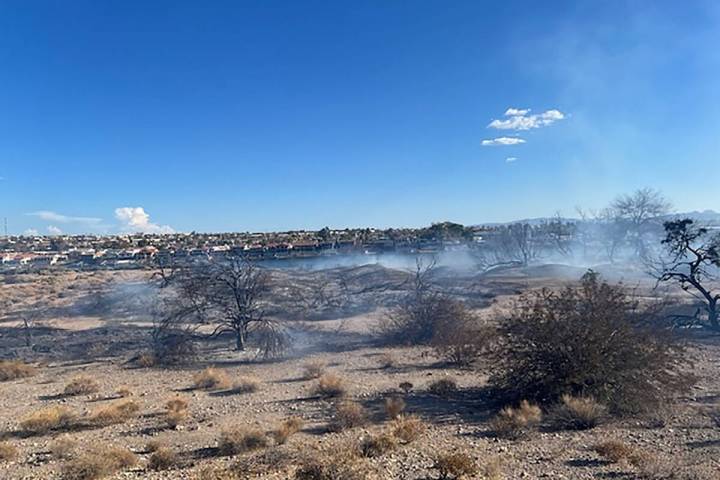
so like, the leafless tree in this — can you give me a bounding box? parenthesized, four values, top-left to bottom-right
(611, 188, 671, 257)
(497, 223, 541, 267)
(650, 219, 720, 329)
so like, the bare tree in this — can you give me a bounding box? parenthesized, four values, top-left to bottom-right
(496, 223, 541, 267)
(611, 188, 671, 257)
(650, 219, 720, 329)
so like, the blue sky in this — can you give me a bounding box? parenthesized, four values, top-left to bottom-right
(1, 1, 718, 235)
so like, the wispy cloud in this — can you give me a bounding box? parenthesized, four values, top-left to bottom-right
(488, 108, 565, 131)
(115, 207, 175, 234)
(481, 137, 526, 146)
(27, 210, 103, 224)
(505, 157, 518, 163)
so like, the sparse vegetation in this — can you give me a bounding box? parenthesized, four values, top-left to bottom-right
(294, 443, 372, 480)
(63, 376, 100, 396)
(549, 394, 607, 430)
(360, 432, 398, 458)
(0, 360, 36, 381)
(312, 373, 346, 398)
(19, 406, 78, 434)
(593, 439, 638, 464)
(61, 445, 137, 480)
(192, 367, 231, 390)
(391, 414, 427, 443)
(87, 399, 140, 427)
(384, 395, 406, 420)
(427, 377, 458, 397)
(433, 452, 478, 480)
(399, 381, 413, 394)
(228, 376, 260, 394)
(164, 397, 190, 428)
(489, 400, 542, 439)
(302, 361, 326, 380)
(0, 441, 18, 461)
(330, 400, 368, 431)
(50, 435, 77, 459)
(148, 447, 180, 471)
(272, 417, 304, 445)
(218, 427, 269, 456)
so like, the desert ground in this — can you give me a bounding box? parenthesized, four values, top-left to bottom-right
(1, 264, 719, 479)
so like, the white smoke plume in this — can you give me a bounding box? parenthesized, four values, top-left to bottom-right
(114, 207, 175, 234)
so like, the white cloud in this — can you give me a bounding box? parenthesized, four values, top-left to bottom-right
(481, 137, 526, 146)
(23, 228, 39, 236)
(27, 210, 102, 224)
(47, 225, 63, 235)
(114, 207, 175, 234)
(505, 157, 518, 163)
(488, 108, 565, 131)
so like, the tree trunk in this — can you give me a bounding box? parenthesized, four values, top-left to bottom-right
(709, 300, 719, 330)
(235, 328, 246, 351)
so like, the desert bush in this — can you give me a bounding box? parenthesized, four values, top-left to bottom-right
(61, 445, 137, 480)
(490, 271, 691, 415)
(231, 447, 295, 476)
(19, 406, 78, 434)
(360, 432, 398, 458)
(330, 401, 368, 431)
(218, 427, 269, 456)
(148, 447, 180, 471)
(63, 376, 100, 396)
(302, 361, 326, 380)
(145, 440, 163, 453)
(50, 435, 77, 459)
(115, 386, 133, 398)
(432, 313, 494, 367)
(166, 396, 189, 413)
(192, 367, 231, 390)
(311, 373, 346, 398)
(272, 417, 304, 445)
(550, 394, 607, 430)
(433, 452, 478, 479)
(489, 400, 542, 439)
(427, 377, 458, 397)
(593, 440, 638, 464)
(399, 381, 413, 394)
(164, 397, 190, 428)
(391, 414, 426, 443)
(229, 376, 260, 394)
(294, 443, 372, 480)
(87, 400, 140, 427)
(384, 395, 406, 420)
(0, 441, 18, 461)
(0, 360, 37, 381)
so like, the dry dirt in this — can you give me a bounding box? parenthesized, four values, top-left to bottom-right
(1, 266, 719, 479)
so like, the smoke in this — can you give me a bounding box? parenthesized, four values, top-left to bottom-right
(115, 207, 175, 234)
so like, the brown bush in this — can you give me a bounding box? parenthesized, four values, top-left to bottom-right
(489, 400, 542, 439)
(49, 435, 77, 459)
(228, 377, 260, 394)
(433, 452, 478, 479)
(550, 394, 607, 430)
(391, 414, 426, 443)
(427, 377, 458, 397)
(272, 417, 304, 445)
(0, 441, 18, 461)
(164, 396, 190, 428)
(294, 443, 373, 480)
(302, 361, 326, 380)
(61, 445, 137, 480)
(19, 406, 78, 434)
(192, 367, 231, 390)
(87, 400, 140, 427)
(593, 440, 638, 464)
(384, 396, 406, 420)
(145, 440, 163, 453)
(137, 353, 157, 368)
(490, 271, 692, 415)
(148, 447, 180, 471)
(330, 401, 368, 431)
(0, 360, 37, 381)
(115, 386, 133, 398)
(311, 373, 346, 398)
(360, 432, 398, 458)
(218, 427, 269, 456)
(399, 381, 414, 393)
(231, 448, 295, 476)
(63, 376, 100, 396)
(166, 396, 189, 413)
(432, 312, 494, 367)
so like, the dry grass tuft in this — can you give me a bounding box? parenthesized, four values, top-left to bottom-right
(391, 414, 427, 443)
(87, 400, 140, 427)
(0, 360, 37, 381)
(148, 447, 180, 471)
(50, 435, 78, 459)
(0, 441, 18, 461)
(294, 443, 372, 480)
(137, 353, 156, 368)
(360, 432, 398, 458)
(228, 377, 260, 394)
(312, 373, 346, 398)
(593, 440, 640, 464)
(63, 376, 100, 396)
(399, 381, 414, 394)
(550, 394, 607, 430)
(489, 400, 542, 439)
(302, 361, 326, 380)
(330, 401, 368, 431)
(192, 367, 231, 391)
(433, 452, 478, 479)
(115, 386, 133, 398)
(218, 427, 269, 456)
(384, 396, 406, 420)
(145, 440, 163, 453)
(19, 405, 78, 434)
(427, 377, 458, 397)
(272, 417, 304, 445)
(164, 396, 190, 428)
(61, 445, 137, 480)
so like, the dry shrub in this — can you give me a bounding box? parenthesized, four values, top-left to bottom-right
(273, 417, 304, 445)
(145, 440, 163, 453)
(489, 400, 542, 439)
(480, 456, 504, 480)
(231, 448, 295, 476)
(399, 381, 413, 394)
(0, 360, 37, 381)
(0, 441, 18, 461)
(593, 440, 638, 464)
(427, 377, 458, 397)
(61, 445, 137, 480)
(50, 435, 78, 459)
(164, 396, 190, 428)
(312, 373, 346, 398)
(148, 447, 180, 471)
(302, 361, 326, 380)
(294, 443, 373, 480)
(229, 377, 260, 394)
(490, 271, 692, 415)
(633, 454, 717, 480)
(550, 394, 607, 430)
(191, 466, 236, 480)
(166, 396, 189, 413)
(432, 313, 494, 367)
(384, 396, 406, 420)
(377, 353, 396, 369)
(218, 427, 269, 456)
(330, 401, 368, 431)
(391, 414, 426, 443)
(137, 353, 157, 368)
(63, 376, 100, 396)
(433, 452, 478, 480)
(360, 432, 398, 458)
(20, 405, 78, 434)
(115, 386, 133, 398)
(87, 400, 140, 427)
(192, 367, 231, 390)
